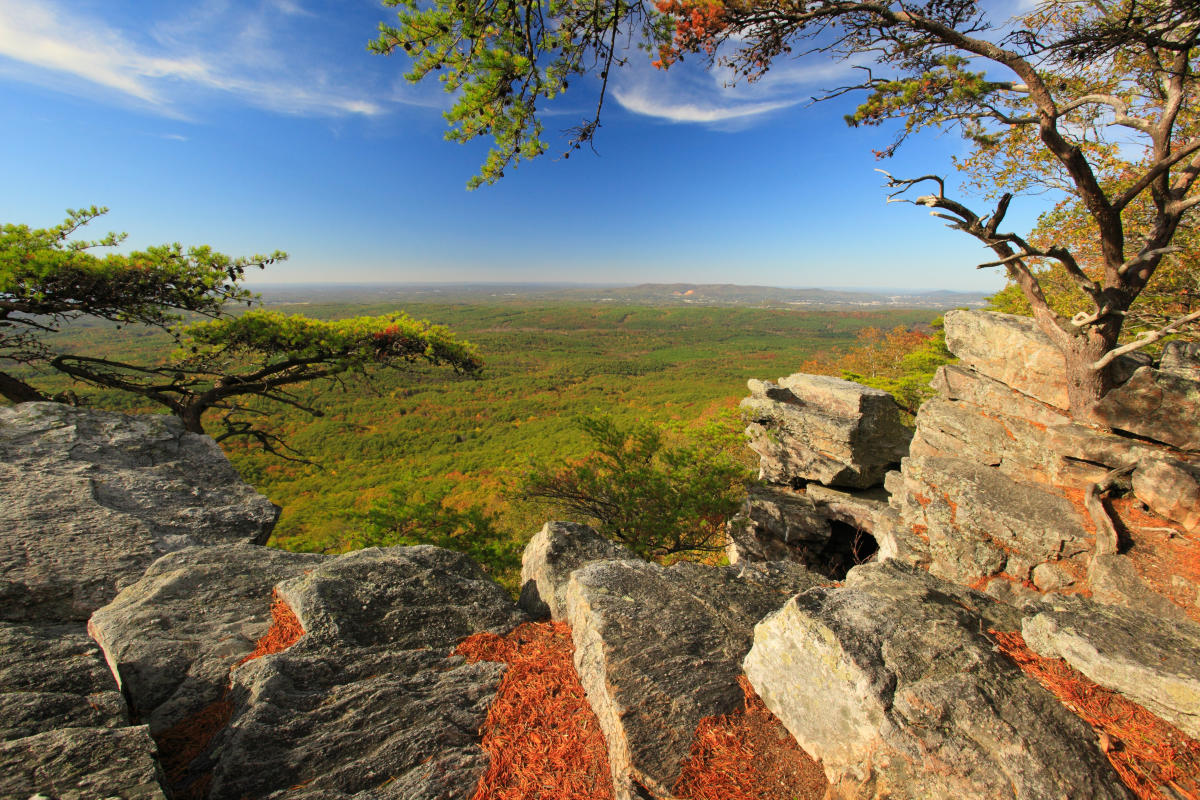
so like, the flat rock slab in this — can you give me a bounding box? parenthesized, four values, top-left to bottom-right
(566, 558, 825, 799)
(0, 725, 166, 800)
(741, 374, 911, 489)
(93, 543, 526, 800)
(1097, 366, 1200, 451)
(943, 310, 1073, 409)
(744, 561, 1130, 800)
(519, 520, 635, 619)
(1023, 596, 1200, 739)
(89, 543, 325, 736)
(0, 620, 127, 741)
(0, 403, 278, 622)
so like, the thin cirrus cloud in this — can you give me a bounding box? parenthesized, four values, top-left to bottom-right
(610, 49, 859, 127)
(0, 0, 384, 118)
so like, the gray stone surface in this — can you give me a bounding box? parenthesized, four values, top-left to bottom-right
(1161, 339, 1200, 380)
(89, 544, 324, 736)
(726, 485, 830, 565)
(895, 455, 1090, 588)
(0, 403, 279, 622)
(1131, 457, 1200, 532)
(565, 558, 824, 800)
(0, 621, 127, 742)
(92, 544, 526, 800)
(743, 561, 1130, 800)
(1023, 596, 1200, 739)
(741, 374, 911, 489)
(1096, 366, 1200, 451)
(518, 520, 636, 619)
(0, 725, 167, 800)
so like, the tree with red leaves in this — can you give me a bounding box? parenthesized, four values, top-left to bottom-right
(375, 0, 1200, 422)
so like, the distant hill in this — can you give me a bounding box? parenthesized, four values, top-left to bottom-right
(253, 282, 989, 310)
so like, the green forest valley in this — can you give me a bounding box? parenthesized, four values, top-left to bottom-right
(11, 298, 944, 590)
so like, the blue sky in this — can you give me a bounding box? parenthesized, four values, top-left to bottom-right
(0, 0, 1042, 291)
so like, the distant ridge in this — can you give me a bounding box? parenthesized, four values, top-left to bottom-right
(254, 282, 989, 310)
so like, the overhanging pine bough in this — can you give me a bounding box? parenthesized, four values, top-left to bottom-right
(2, 208, 483, 456)
(375, 0, 1200, 420)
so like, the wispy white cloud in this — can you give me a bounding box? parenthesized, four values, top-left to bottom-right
(610, 47, 859, 127)
(0, 0, 384, 118)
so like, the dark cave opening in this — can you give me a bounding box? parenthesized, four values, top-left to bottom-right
(812, 520, 879, 581)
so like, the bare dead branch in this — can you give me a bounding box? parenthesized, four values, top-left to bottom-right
(1092, 309, 1200, 369)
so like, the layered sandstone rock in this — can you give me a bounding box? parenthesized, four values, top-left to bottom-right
(741, 374, 911, 489)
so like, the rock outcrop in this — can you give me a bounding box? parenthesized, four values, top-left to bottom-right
(741, 374, 911, 489)
(889, 310, 1200, 612)
(1023, 595, 1200, 740)
(0, 403, 280, 800)
(520, 519, 825, 798)
(743, 561, 1131, 800)
(0, 403, 278, 622)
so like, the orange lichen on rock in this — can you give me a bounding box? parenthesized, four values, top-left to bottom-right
(456, 621, 614, 800)
(992, 630, 1200, 800)
(673, 676, 828, 800)
(238, 593, 305, 665)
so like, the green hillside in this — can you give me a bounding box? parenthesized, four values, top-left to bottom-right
(14, 300, 937, 587)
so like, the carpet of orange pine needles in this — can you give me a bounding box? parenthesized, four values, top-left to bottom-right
(992, 630, 1200, 800)
(238, 593, 305, 665)
(673, 676, 828, 800)
(455, 621, 615, 800)
(153, 594, 306, 800)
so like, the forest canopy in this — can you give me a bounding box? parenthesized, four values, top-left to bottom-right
(374, 0, 1200, 419)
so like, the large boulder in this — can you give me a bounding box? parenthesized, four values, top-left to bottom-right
(1096, 366, 1200, 451)
(743, 561, 1130, 800)
(0, 403, 278, 622)
(742, 374, 911, 489)
(1023, 596, 1200, 739)
(91, 543, 526, 800)
(893, 455, 1090, 591)
(519, 520, 636, 619)
(565, 558, 825, 800)
(89, 544, 324, 737)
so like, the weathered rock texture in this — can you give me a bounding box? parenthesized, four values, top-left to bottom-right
(519, 520, 635, 619)
(741, 374, 911, 489)
(89, 544, 324, 737)
(566, 558, 825, 799)
(0, 403, 278, 622)
(743, 561, 1131, 800)
(92, 543, 526, 800)
(1023, 595, 1200, 740)
(0, 403, 280, 800)
(889, 310, 1200, 611)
